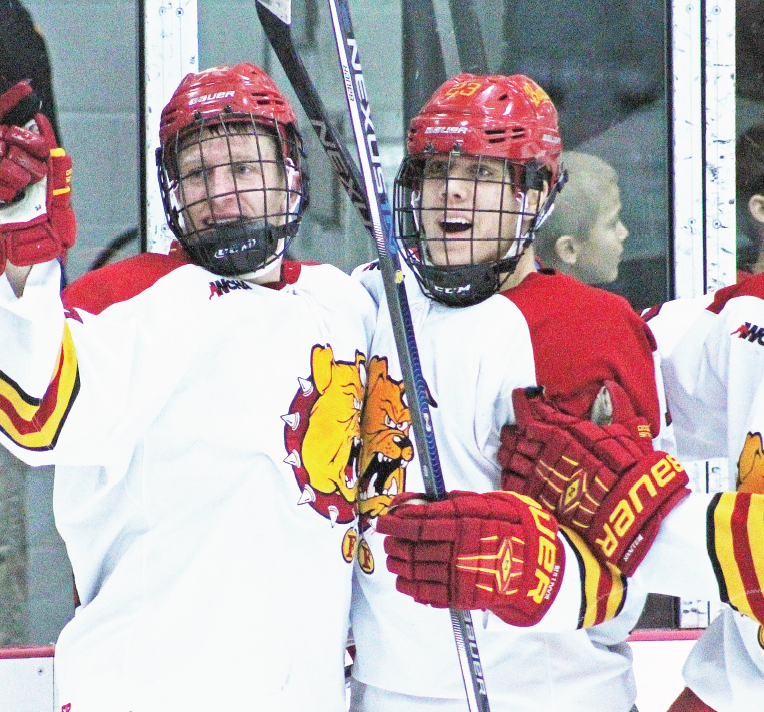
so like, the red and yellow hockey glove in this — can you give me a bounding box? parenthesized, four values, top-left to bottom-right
(0, 80, 75, 275)
(376, 490, 566, 627)
(498, 381, 690, 577)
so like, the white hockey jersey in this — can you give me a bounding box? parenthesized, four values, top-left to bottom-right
(350, 262, 723, 712)
(647, 275, 764, 712)
(0, 250, 375, 712)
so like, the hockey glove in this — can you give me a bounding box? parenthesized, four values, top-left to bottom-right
(0, 80, 75, 275)
(498, 381, 690, 577)
(376, 490, 566, 627)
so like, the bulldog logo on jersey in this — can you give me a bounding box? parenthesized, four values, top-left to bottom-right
(358, 356, 414, 530)
(737, 432, 764, 494)
(282, 344, 366, 526)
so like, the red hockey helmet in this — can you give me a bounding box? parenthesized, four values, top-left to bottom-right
(406, 73, 562, 183)
(393, 74, 565, 307)
(159, 63, 299, 150)
(156, 64, 308, 277)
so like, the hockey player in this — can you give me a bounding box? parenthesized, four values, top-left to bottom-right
(0, 64, 378, 711)
(349, 72, 687, 712)
(644, 276, 764, 712)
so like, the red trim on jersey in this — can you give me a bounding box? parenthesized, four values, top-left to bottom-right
(707, 271, 764, 314)
(500, 271, 661, 435)
(62, 248, 191, 317)
(730, 495, 764, 618)
(262, 260, 303, 289)
(627, 628, 704, 642)
(0, 327, 79, 451)
(1, 343, 68, 435)
(641, 303, 663, 322)
(666, 687, 716, 712)
(62, 247, 306, 317)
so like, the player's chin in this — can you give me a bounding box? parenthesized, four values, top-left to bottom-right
(427, 249, 475, 268)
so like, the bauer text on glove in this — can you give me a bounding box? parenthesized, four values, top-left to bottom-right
(376, 490, 566, 627)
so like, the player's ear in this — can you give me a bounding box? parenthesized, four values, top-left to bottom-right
(554, 235, 578, 265)
(749, 194, 764, 227)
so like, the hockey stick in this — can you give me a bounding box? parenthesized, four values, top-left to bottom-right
(446, 0, 488, 74)
(325, 4, 492, 706)
(255, 2, 491, 710)
(255, 0, 373, 238)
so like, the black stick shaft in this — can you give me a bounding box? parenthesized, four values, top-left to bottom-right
(325, 1, 491, 709)
(447, 0, 488, 74)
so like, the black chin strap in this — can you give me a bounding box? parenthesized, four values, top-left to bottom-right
(180, 219, 297, 277)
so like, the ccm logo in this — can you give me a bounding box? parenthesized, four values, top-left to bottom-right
(595, 455, 684, 559)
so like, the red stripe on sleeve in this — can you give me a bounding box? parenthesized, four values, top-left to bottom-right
(730, 495, 764, 619)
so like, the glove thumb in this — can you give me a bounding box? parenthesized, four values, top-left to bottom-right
(511, 385, 544, 427)
(0, 80, 39, 125)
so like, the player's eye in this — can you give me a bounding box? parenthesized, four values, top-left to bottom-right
(472, 163, 498, 180)
(181, 166, 207, 183)
(423, 160, 449, 179)
(232, 161, 261, 178)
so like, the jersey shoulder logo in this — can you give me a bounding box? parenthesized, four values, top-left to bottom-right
(208, 278, 252, 299)
(731, 322, 764, 345)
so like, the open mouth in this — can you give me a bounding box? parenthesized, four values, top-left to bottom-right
(344, 437, 362, 491)
(359, 451, 404, 502)
(438, 218, 473, 234)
